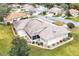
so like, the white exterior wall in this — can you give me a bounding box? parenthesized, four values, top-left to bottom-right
(17, 30, 27, 37)
(46, 34, 68, 46)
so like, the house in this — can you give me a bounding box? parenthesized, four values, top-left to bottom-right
(69, 9, 79, 17)
(13, 17, 73, 49)
(4, 12, 30, 24)
(9, 4, 34, 15)
(32, 5, 48, 16)
(47, 6, 63, 17)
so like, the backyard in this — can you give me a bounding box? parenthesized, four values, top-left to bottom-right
(0, 24, 13, 55)
(0, 24, 79, 56)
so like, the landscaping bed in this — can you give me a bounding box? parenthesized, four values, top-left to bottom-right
(53, 21, 64, 26)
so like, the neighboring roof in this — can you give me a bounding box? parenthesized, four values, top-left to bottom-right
(32, 5, 48, 16)
(48, 7, 63, 14)
(69, 9, 79, 16)
(8, 4, 21, 8)
(23, 4, 34, 11)
(5, 12, 28, 21)
(69, 9, 79, 13)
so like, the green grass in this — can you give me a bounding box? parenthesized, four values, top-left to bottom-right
(30, 27, 79, 56)
(65, 17, 79, 22)
(53, 21, 64, 26)
(0, 24, 13, 55)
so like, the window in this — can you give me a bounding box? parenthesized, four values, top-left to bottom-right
(32, 35, 40, 40)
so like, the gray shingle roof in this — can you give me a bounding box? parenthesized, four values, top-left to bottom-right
(13, 17, 69, 42)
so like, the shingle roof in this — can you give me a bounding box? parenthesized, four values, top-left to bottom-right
(13, 17, 69, 42)
(5, 12, 28, 21)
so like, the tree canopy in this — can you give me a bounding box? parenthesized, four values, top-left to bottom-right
(9, 36, 30, 56)
(0, 4, 11, 17)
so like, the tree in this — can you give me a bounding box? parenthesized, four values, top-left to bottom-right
(68, 33, 72, 38)
(0, 4, 9, 17)
(9, 36, 30, 56)
(44, 3, 54, 8)
(65, 9, 72, 17)
(42, 11, 47, 15)
(67, 23, 75, 29)
(65, 3, 72, 17)
(70, 3, 79, 10)
(0, 16, 3, 22)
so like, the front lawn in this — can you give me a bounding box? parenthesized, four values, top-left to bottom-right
(0, 24, 13, 55)
(65, 17, 79, 22)
(30, 27, 79, 56)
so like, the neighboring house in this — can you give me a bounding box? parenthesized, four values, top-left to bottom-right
(8, 4, 23, 12)
(9, 4, 34, 16)
(22, 4, 35, 12)
(13, 17, 73, 49)
(8, 3, 22, 8)
(47, 6, 63, 17)
(32, 5, 48, 16)
(4, 12, 30, 23)
(69, 9, 79, 17)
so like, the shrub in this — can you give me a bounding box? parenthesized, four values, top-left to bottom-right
(60, 40, 63, 43)
(52, 44, 55, 46)
(63, 38, 67, 41)
(32, 41, 35, 44)
(40, 42, 43, 46)
(68, 33, 72, 37)
(7, 22, 11, 25)
(47, 46, 50, 48)
(0, 16, 3, 22)
(37, 43, 40, 45)
(56, 42, 59, 44)
(67, 23, 75, 29)
(43, 11, 47, 15)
